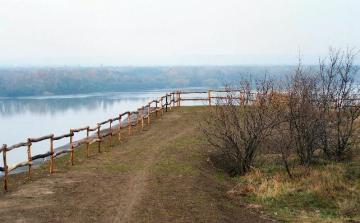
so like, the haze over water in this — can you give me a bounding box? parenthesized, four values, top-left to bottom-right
(0, 89, 207, 167)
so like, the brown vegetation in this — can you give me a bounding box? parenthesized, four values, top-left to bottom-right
(201, 47, 360, 222)
(202, 47, 360, 177)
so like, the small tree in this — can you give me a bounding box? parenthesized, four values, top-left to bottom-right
(201, 47, 359, 176)
(318, 47, 360, 160)
(286, 60, 324, 167)
(269, 82, 295, 178)
(202, 76, 279, 175)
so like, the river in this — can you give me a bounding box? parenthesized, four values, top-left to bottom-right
(0, 88, 209, 168)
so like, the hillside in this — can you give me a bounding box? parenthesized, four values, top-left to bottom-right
(0, 106, 272, 222)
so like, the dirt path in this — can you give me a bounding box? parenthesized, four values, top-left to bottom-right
(0, 107, 273, 223)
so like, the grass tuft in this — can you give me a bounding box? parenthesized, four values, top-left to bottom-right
(229, 150, 360, 222)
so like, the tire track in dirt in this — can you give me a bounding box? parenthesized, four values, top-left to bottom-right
(114, 114, 185, 222)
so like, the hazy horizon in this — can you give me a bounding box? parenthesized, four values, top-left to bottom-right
(2, 53, 360, 67)
(1, 0, 359, 66)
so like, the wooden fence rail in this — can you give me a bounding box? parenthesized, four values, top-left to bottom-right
(0, 91, 182, 191)
(1, 89, 359, 191)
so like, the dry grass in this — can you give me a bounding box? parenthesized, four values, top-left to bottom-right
(228, 150, 360, 222)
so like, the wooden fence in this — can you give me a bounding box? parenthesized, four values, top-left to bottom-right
(1, 89, 359, 191)
(0, 91, 186, 191)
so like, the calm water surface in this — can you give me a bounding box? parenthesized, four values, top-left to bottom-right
(0, 89, 208, 167)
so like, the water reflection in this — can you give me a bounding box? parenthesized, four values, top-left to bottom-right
(0, 92, 166, 117)
(0, 90, 207, 168)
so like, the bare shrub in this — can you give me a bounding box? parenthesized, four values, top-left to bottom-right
(282, 47, 359, 165)
(318, 47, 360, 160)
(201, 47, 359, 176)
(286, 62, 323, 167)
(202, 76, 279, 175)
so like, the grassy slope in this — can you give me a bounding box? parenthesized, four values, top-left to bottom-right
(2, 106, 358, 222)
(218, 137, 359, 223)
(231, 152, 360, 223)
(0, 106, 272, 223)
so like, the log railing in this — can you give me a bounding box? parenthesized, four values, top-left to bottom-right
(1, 89, 359, 191)
(180, 89, 360, 107)
(0, 91, 182, 191)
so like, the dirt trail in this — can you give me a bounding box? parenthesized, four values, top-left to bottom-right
(0, 107, 273, 223)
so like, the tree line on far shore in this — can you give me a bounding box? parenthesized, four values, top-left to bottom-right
(0, 66, 293, 97)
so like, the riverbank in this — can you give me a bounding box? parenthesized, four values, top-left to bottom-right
(0, 106, 272, 222)
(0, 107, 156, 176)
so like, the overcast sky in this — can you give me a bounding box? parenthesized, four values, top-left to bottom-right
(0, 0, 359, 66)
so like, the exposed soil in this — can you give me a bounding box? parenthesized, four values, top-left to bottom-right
(0, 107, 274, 223)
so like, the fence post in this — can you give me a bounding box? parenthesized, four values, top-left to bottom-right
(27, 138, 33, 180)
(86, 127, 90, 158)
(128, 113, 131, 136)
(176, 91, 179, 106)
(166, 95, 168, 112)
(178, 91, 181, 107)
(97, 123, 101, 153)
(169, 94, 172, 110)
(155, 101, 158, 117)
(69, 130, 74, 165)
(3, 144, 8, 191)
(50, 136, 54, 173)
(173, 92, 175, 107)
(148, 103, 151, 124)
(136, 109, 140, 131)
(208, 90, 211, 106)
(109, 119, 113, 147)
(141, 107, 144, 129)
(161, 97, 164, 115)
(118, 114, 122, 141)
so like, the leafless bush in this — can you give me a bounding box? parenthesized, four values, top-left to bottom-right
(281, 47, 359, 165)
(201, 47, 359, 176)
(286, 62, 323, 166)
(318, 47, 360, 160)
(202, 76, 279, 175)
(270, 127, 294, 178)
